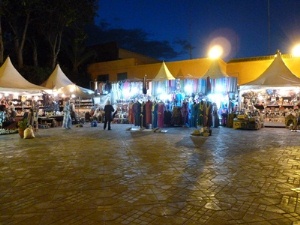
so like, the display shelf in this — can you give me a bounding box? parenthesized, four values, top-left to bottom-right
(233, 114, 263, 130)
(113, 102, 129, 124)
(12, 98, 44, 110)
(233, 119, 262, 130)
(74, 98, 94, 109)
(264, 116, 285, 126)
(264, 104, 296, 127)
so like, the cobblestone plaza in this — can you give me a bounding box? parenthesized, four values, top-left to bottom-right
(1, 124, 300, 224)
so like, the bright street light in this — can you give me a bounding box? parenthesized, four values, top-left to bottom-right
(292, 44, 300, 57)
(208, 45, 223, 59)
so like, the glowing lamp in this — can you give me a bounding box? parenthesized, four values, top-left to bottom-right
(215, 85, 224, 93)
(122, 89, 130, 98)
(70, 85, 75, 93)
(292, 44, 300, 57)
(208, 45, 223, 59)
(157, 88, 162, 94)
(13, 93, 19, 99)
(184, 85, 192, 94)
(131, 87, 138, 95)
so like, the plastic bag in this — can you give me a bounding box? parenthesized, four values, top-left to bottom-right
(24, 126, 35, 139)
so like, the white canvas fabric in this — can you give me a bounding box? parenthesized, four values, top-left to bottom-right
(42, 64, 94, 98)
(241, 51, 300, 89)
(202, 59, 229, 79)
(42, 64, 73, 89)
(152, 62, 176, 81)
(0, 57, 45, 92)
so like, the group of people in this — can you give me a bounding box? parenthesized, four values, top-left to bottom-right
(62, 99, 115, 130)
(0, 100, 17, 128)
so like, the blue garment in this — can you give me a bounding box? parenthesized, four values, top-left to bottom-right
(189, 103, 197, 128)
(62, 103, 72, 129)
(152, 103, 158, 128)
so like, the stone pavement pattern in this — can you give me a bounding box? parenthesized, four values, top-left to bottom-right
(1, 124, 300, 225)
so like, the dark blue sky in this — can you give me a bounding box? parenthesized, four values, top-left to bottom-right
(97, 0, 300, 61)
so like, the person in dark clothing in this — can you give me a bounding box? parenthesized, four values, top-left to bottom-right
(0, 100, 6, 111)
(103, 100, 114, 130)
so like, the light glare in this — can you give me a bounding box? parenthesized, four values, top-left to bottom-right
(292, 44, 300, 57)
(208, 45, 223, 59)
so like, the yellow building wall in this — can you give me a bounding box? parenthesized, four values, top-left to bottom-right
(88, 57, 229, 82)
(226, 59, 272, 85)
(88, 55, 300, 84)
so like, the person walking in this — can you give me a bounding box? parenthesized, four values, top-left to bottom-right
(62, 99, 72, 129)
(103, 100, 114, 130)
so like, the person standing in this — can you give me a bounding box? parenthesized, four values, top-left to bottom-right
(70, 102, 78, 124)
(212, 102, 220, 128)
(62, 99, 72, 129)
(103, 100, 114, 130)
(7, 101, 16, 121)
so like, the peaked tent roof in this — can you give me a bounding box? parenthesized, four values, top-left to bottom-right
(242, 51, 300, 88)
(152, 62, 176, 81)
(42, 64, 94, 98)
(0, 57, 46, 92)
(42, 64, 73, 89)
(57, 84, 95, 99)
(202, 59, 229, 79)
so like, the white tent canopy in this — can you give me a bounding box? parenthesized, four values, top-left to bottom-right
(201, 59, 237, 94)
(151, 62, 176, 97)
(42, 64, 72, 89)
(57, 84, 95, 98)
(202, 59, 229, 79)
(42, 64, 94, 98)
(241, 50, 300, 89)
(0, 57, 46, 93)
(152, 62, 176, 81)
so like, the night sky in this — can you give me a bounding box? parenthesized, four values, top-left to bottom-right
(97, 0, 300, 61)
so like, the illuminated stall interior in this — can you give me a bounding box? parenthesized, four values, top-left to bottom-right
(239, 51, 300, 128)
(0, 57, 46, 123)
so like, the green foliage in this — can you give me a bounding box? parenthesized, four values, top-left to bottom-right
(1, 0, 99, 84)
(18, 118, 28, 129)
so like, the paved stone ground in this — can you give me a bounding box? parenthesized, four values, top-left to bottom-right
(1, 123, 300, 225)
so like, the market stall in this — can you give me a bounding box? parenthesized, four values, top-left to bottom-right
(42, 64, 94, 116)
(239, 50, 300, 128)
(0, 57, 50, 131)
(201, 59, 238, 127)
(151, 62, 176, 100)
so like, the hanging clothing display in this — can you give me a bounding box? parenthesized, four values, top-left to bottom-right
(206, 102, 213, 127)
(145, 100, 152, 126)
(152, 102, 158, 128)
(171, 107, 182, 126)
(164, 110, 172, 126)
(157, 102, 165, 128)
(141, 102, 146, 128)
(133, 101, 141, 126)
(181, 101, 189, 126)
(189, 102, 198, 128)
(198, 101, 204, 127)
(128, 101, 134, 124)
